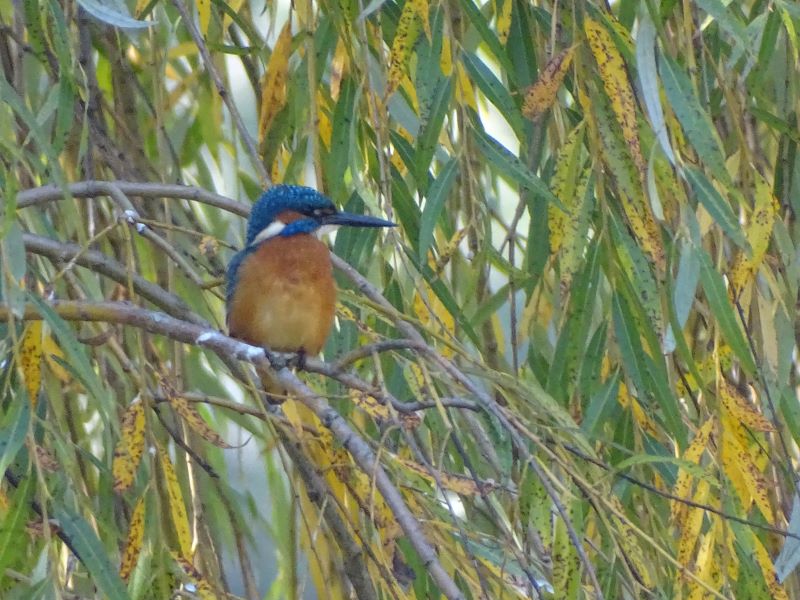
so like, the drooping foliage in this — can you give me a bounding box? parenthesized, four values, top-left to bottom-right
(2, 0, 800, 598)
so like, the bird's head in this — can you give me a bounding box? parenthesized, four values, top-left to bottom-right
(245, 185, 395, 246)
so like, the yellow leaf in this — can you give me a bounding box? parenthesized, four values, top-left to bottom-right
(196, 0, 211, 37)
(719, 379, 774, 433)
(113, 399, 146, 492)
(583, 18, 644, 177)
(400, 74, 419, 114)
(608, 496, 654, 588)
(20, 321, 43, 406)
(455, 62, 477, 111)
(552, 517, 578, 597)
(270, 146, 290, 184)
(219, 0, 244, 28)
(386, 0, 424, 97)
(168, 394, 232, 448)
(686, 524, 723, 599)
(42, 334, 69, 382)
(729, 173, 779, 298)
(677, 345, 733, 397)
(413, 0, 431, 40)
(317, 92, 332, 150)
(522, 46, 576, 121)
(352, 469, 403, 550)
(618, 382, 659, 438)
(395, 456, 496, 496)
(584, 17, 665, 272)
(160, 448, 193, 560)
(548, 123, 593, 289)
(349, 389, 390, 422)
(407, 362, 426, 395)
(258, 23, 293, 145)
(120, 495, 145, 581)
(440, 35, 453, 76)
(495, 0, 513, 45)
(433, 227, 468, 275)
(390, 126, 413, 175)
(677, 479, 709, 570)
(720, 419, 774, 522)
(330, 38, 349, 101)
(413, 286, 455, 357)
(752, 531, 790, 600)
(671, 419, 714, 527)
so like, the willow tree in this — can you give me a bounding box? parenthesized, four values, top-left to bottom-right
(2, 0, 799, 598)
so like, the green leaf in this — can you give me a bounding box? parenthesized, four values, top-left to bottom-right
(77, 0, 152, 29)
(581, 371, 621, 438)
(415, 76, 453, 192)
(609, 213, 663, 344)
(0, 77, 65, 187)
(0, 472, 34, 576)
(456, 0, 516, 83)
(664, 240, 701, 353)
(611, 292, 648, 398)
(462, 52, 524, 136)
(613, 453, 710, 481)
(1, 221, 27, 317)
(697, 249, 756, 374)
(695, 0, 749, 52)
(684, 166, 749, 251)
(469, 112, 562, 209)
(53, 506, 130, 600)
(0, 398, 30, 478)
(659, 54, 731, 185)
(325, 77, 359, 200)
(418, 157, 459, 261)
(636, 9, 675, 164)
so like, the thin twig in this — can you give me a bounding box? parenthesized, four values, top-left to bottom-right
(23, 233, 207, 326)
(331, 255, 605, 598)
(169, 0, 270, 188)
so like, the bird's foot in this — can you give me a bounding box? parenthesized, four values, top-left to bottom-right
(288, 349, 307, 370)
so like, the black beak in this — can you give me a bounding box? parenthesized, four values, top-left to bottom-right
(322, 212, 396, 228)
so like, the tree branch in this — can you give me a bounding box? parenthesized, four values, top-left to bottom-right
(4, 300, 465, 600)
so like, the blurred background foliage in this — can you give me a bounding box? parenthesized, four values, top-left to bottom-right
(2, 0, 800, 597)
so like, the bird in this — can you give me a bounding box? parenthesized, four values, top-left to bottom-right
(226, 185, 395, 401)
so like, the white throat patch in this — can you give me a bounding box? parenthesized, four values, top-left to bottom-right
(250, 220, 286, 245)
(315, 224, 340, 238)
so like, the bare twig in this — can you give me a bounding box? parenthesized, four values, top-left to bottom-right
(16, 181, 249, 215)
(330, 254, 604, 598)
(23, 233, 207, 326)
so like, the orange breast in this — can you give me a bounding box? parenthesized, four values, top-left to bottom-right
(228, 235, 336, 354)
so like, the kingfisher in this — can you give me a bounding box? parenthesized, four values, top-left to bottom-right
(226, 185, 394, 398)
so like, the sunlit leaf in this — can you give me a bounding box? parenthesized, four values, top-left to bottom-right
(20, 320, 43, 406)
(119, 495, 146, 580)
(112, 399, 146, 492)
(522, 46, 575, 121)
(160, 448, 193, 561)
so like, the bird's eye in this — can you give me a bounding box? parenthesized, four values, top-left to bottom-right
(312, 207, 335, 217)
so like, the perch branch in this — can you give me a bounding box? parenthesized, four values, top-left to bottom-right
(4, 300, 465, 600)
